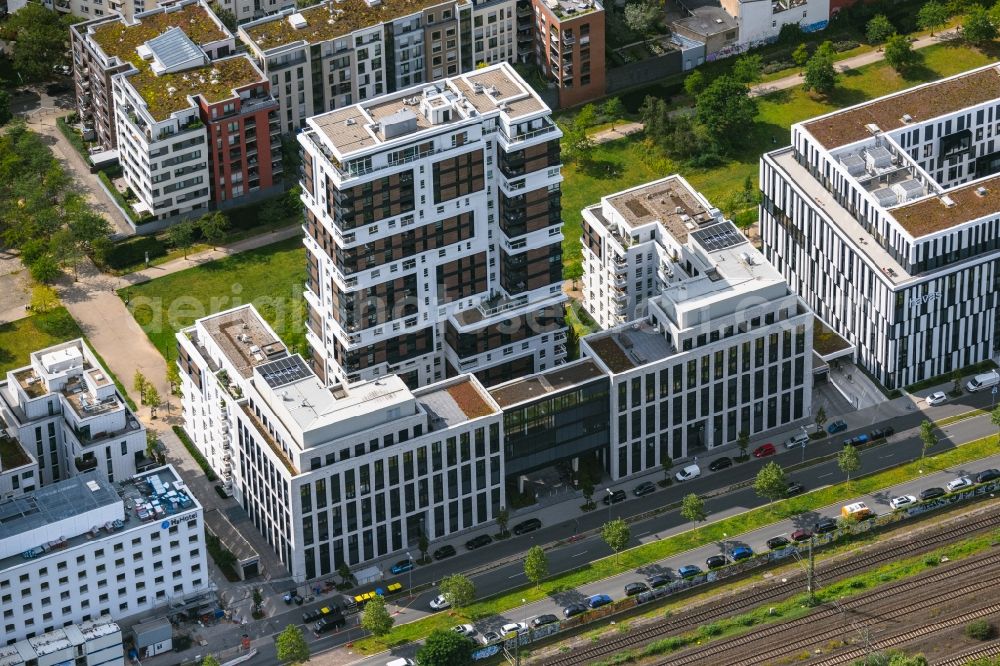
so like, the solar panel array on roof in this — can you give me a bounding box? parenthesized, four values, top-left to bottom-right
(258, 355, 313, 389)
(145, 27, 206, 72)
(690, 221, 747, 252)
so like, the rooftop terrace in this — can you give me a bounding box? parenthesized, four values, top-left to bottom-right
(802, 64, 1000, 149)
(585, 322, 675, 374)
(243, 0, 453, 51)
(0, 473, 119, 543)
(488, 360, 606, 408)
(603, 176, 717, 244)
(198, 306, 288, 379)
(416, 377, 497, 432)
(0, 432, 31, 471)
(90, 1, 227, 64)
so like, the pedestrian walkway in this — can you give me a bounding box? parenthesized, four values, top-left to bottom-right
(590, 121, 644, 144)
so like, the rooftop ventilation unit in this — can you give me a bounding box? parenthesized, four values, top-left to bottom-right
(865, 123, 881, 135)
(941, 195, 957, 208)
(345, 118, 355, 125)
(976, 186, 989, 197)
(288, 12, 307, 29)
(901, 113, 914, 124)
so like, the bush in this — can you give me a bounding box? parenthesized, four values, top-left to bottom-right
(832, 40, 860, 52)
(172, 425, 218, 482)
(763, 61, 795, 74)
(102, 236, 168, 271)
(966, 619, 993, 641)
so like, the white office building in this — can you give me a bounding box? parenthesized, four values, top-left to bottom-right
(761, 62, 1000, 389)
(0, 340, 148, 489)
(580, 176, 814, 474)
(0, 618, 123, 664)
(177, 305, 505, 577)
(0, 466, 209, 643)
(299, 62, 566, 389)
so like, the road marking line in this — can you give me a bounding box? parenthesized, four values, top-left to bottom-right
(636, 531, 650, 537)
(508, 573, 523, 579)
(818, 473, 833, 478)
(571, 551, 587, 558)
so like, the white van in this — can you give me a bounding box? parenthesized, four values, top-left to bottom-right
(386, 659, 415, 666)
(784, 432, 809, 449)
(966, 370, 1000, 393)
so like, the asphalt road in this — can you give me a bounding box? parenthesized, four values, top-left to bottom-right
(241, 391, 1000, 665)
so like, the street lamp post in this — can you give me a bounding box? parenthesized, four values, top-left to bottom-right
(406, 551, 413, 598)
(605, 488, 613, 523)
(800, 425, 809, 463)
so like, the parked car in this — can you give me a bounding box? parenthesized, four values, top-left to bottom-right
(784, 432, 809, 449)
(390, 559, 414, 575)
(920, 487, 946, 500)
(677, 564, 703, 579)
(386, 659, 414, 666)
(647, 574, 671, 588)
(452, 624, 477, 636)
(814, 518, 838, 534)
(966, 370, 1000, 393)
(841, 502, 873, 521)
(709, 457, 733, 471)
(926, 391, 948, 406)
(466, 535, 493, 550)
(947, 476, 973, 492)
(314, 614, 346, 634)
(624, 581, 649, 596)
(791, 528, 813, 542)
(531, 614, 558, 628)
(827, 420, 848, 434)
(500, 622, 528, 635)
(513, 518, 542, 535)
(766, 536, 790, 550)
(731, 546, 754, 561)
(843, 434, 869, 447)
(706, 555, 728, 569)
(603, 489, 627, 505)
(429, 595, 451, 611)
(587, 594, 613, 609)
(889, 495, 917, 510)
(977, 469, 1000, 484)
(433, 545, 457, 560)
(563, 603, 587, 618)
(675, 464, 702, 482)
(786, 481, 805, 496)
(480, 631, 502, 644)
(302, 606, 334, 624)
(869, 426, 895, 440)
(633, 481, 656, 497)
(753, 443, 776, 458)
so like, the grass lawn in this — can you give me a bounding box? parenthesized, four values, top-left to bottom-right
(560, 42, 994, 278)
(352, 430, 1000, 653)
(0, 308, 83, 374)
(119, 237, 306, 362)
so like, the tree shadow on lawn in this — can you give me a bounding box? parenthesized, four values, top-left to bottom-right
(899, 62, 940, 84)
(579, 158, 625, 180)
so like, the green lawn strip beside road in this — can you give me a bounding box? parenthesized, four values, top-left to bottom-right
(937, 409, 990, 428)
(588, 527, 1000, 666)
(559, 43, 992, 279)
(354, 433, 1000, 652)
(118, 237, 307, 361)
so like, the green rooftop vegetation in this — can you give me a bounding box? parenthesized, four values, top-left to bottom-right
(130, 56, 264, 121)
(90, 3, 227, 63)
(0, 434, 32, 470)
(244, 0, 452, 51)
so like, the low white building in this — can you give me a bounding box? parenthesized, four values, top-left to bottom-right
(178, 305, 505, 577)
(0, 618, 123, 663)
(580, 176, 814, 474)
(721, 0, 829, 48)
(0, 339, 148, 489)
(0, 466, 210, 643)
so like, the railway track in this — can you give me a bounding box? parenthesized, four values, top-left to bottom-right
(540, 506, 1000, 666)
(661, 556, 1000, 666)
(937, 638, 1000, 666)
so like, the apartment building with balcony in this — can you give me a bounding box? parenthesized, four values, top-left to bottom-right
(238, 0, 519, 135)
(177, 305, 505, 576)
(761, 63, 1000, 389)
(0, 340, 148, 490)
(298, 62, 566, 389)
(71, 0, 235, 152)
(0, 466, 209, 643)
(580, 177, 814, 474)
(530, 0, 604, 108)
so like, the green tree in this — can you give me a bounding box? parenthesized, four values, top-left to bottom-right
(30, 284, 59, 313)
(680, 493, 707, 529)
(732, 53, 763, 84)
(360, 594, 394, 637)
(963, 6, 997, 44)
(417, 532, 429, 561)
(601, 96, 624, 130)
(438, 573, 475, 609)
(991, 405, 1000, 440)
(416, 629, 474, 666)
(917, 0, 949, 35)
(166, 360, 182, 396)
(209, 2, 238, 31)
(201, 657, 222, 666)
(28, 254, 60, 283)
(919, 420, 938, 459)
(884, 33, 920, 72)
(274, 624, 310, 664)
(51, 227, 82, 279)
(952, 369, 964, 395)
(683, 69, 706, 97)
(1, 5, 76, 82)
(145, 430, 159, 460)
(573, 103, 598, 131)
(145, 384, 161, 418)
(753, 462, 788, 503)
(496, 506, 509, 537)
(737, 430, 750, 460)
(814, 406, 827, 433)
(602, 517, 630, 564)
(337, 561, 353, 587)
(561, 124, 594, 165)
(167, 219, 196, 258)
(199, 211, 229, 249)
(624, 1, 659, 35)
(67, 204, 112, 258)
(581, 477, 595, 509)
(251, 587, 263, 615)
(524, 545, 548, 588)
(804, 41, 838, 96)
(133, 370, 149, 401)
(838, 444, 861, 486)
(0, 90, 11, 127)
(660, 455, 673, 485)
(696, 75, 757, 147)
(866, 14, 895, 43)
(792, 43, 810, 66)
